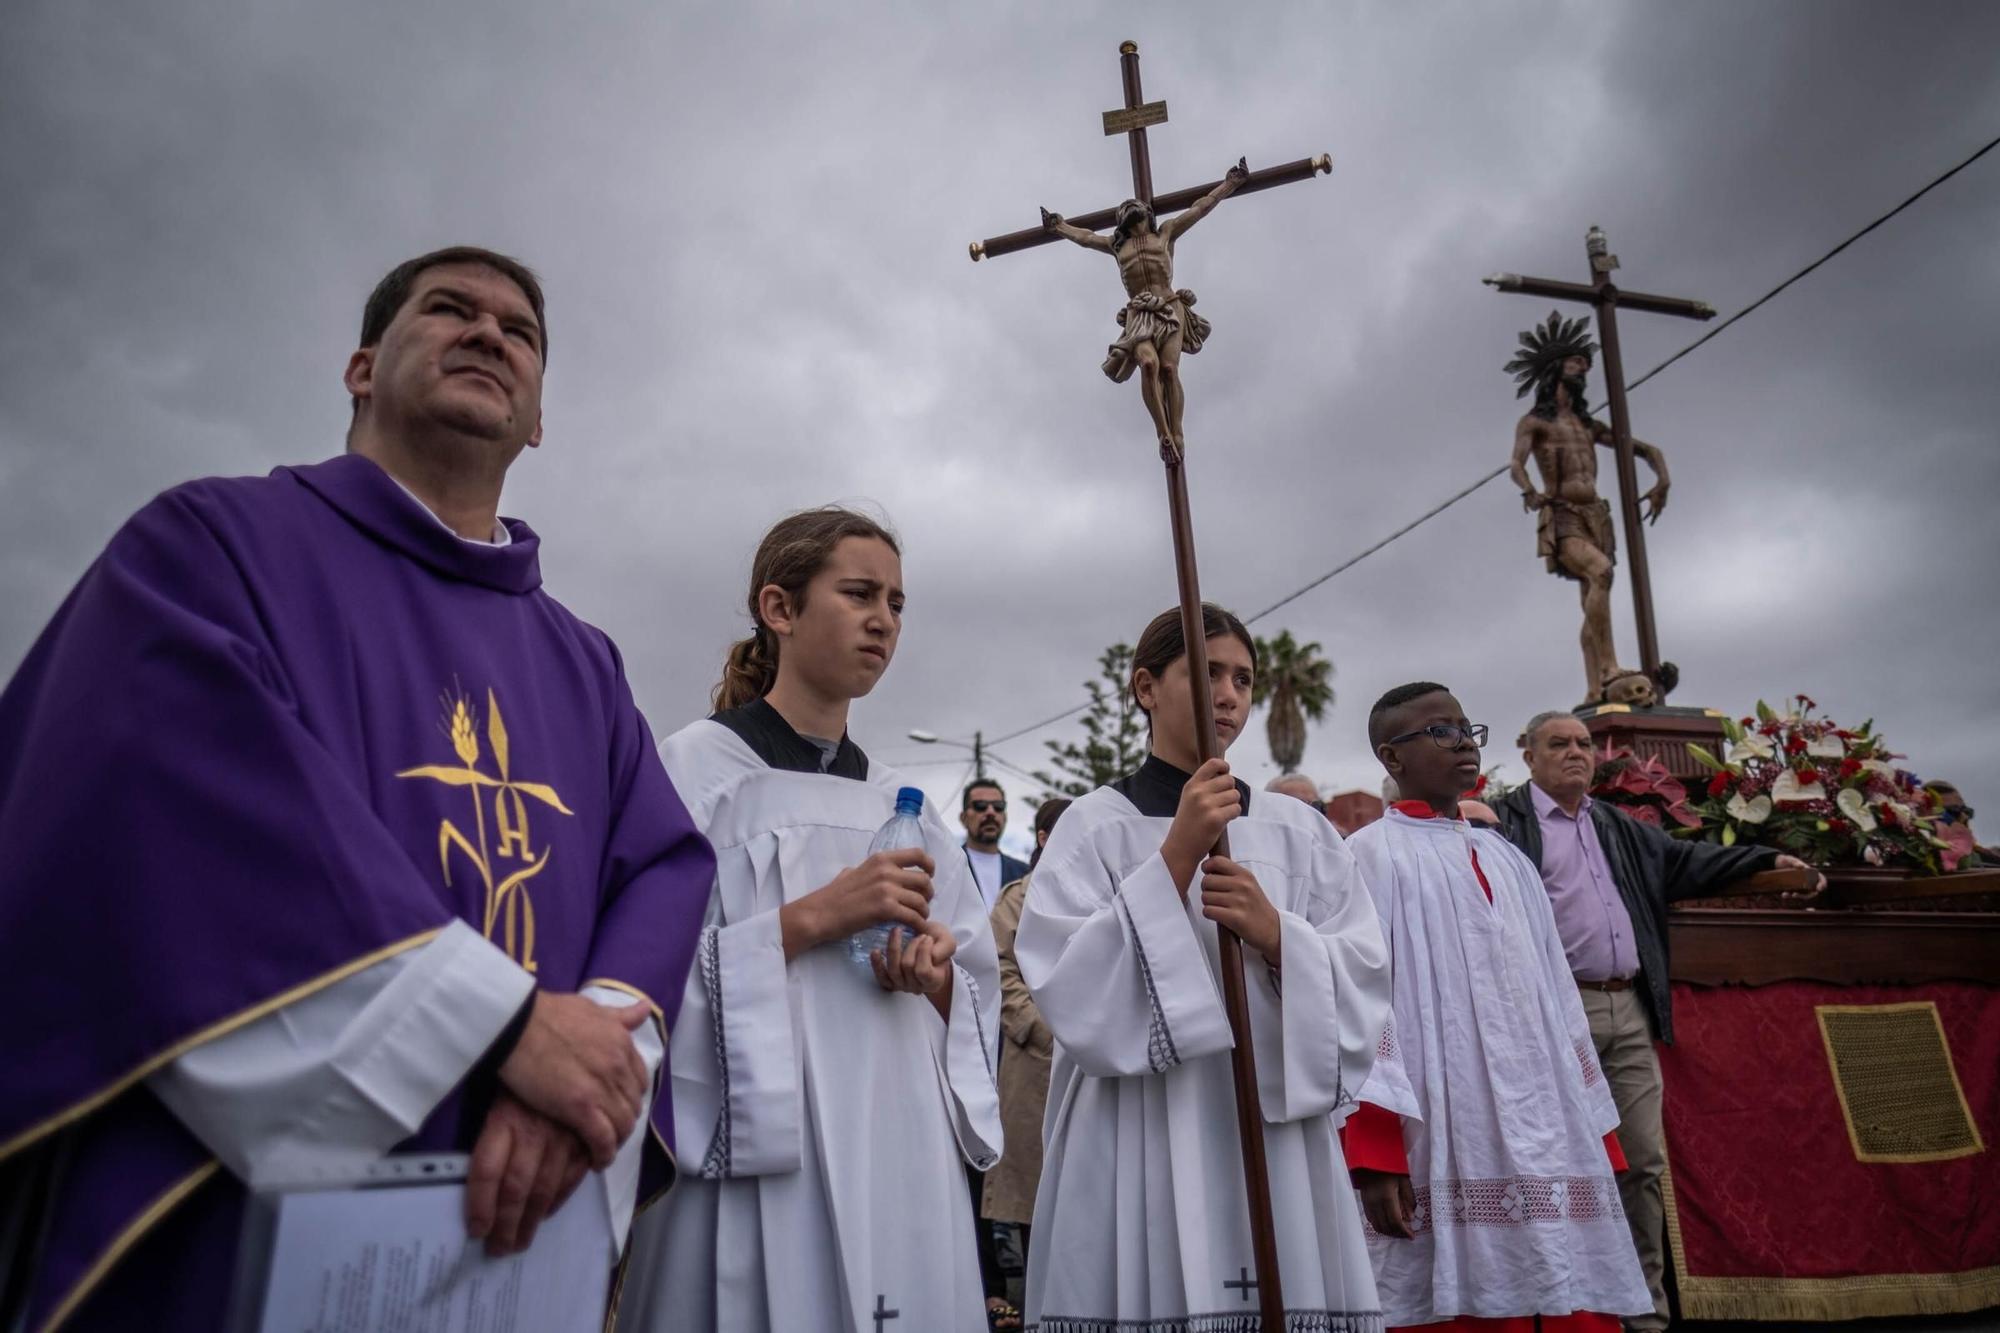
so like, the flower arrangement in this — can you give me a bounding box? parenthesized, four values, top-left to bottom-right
(1591, 746, 1702, 830)
(1683, 696, 1955, 872)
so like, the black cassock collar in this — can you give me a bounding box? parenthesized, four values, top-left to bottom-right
(1109, 753, 1253, 819)
(712, 697, 870, 781)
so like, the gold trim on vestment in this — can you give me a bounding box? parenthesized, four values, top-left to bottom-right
(36, 1158, 222, 1333)
(0, 928, 445, 1164)
(1815, 1001, 1985, 1163)
(1663, 1126, 2000, 1320)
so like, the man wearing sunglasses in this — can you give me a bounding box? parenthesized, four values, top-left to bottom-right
(961, 781, 1031, 910)
(1494, 709, 1817, 1333)
(958, 778, 1031, 1325)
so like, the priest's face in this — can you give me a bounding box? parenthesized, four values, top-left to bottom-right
(1139, 633, 1255, 766)
(347, 262, 546, 456)
(779, 536, 904, 701)
(1525, 714, 1595, 801)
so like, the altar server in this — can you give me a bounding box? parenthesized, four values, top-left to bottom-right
(1016, 603, 1392, 1332)
(618, 507, 1002, 1332)
(1343, 681, 1651, 1331)
(0, 247, 714, 1331)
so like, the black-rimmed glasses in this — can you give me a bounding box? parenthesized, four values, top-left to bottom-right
(968, 799, 1007, 813)
(1387, 723, 1489, 749)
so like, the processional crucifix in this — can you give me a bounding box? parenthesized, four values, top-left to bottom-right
(968, 41, 1332, 1324)
(1485, 231, 1714, 699)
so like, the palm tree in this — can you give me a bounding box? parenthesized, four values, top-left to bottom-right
(1253, 630, 1334, 774)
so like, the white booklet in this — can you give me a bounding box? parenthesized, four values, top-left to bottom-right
(227, 1153, 613, 1333)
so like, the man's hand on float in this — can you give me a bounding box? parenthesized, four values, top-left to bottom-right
(1774, 853, 1826, 900)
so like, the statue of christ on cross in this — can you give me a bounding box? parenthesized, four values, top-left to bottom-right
(1040, 156, 1248, 457)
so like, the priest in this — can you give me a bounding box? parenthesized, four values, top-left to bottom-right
(0, 247, 715, 1331)
(1343, 682, 1650, 1332)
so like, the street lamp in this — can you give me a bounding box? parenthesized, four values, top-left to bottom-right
(908, 728, 986, 779)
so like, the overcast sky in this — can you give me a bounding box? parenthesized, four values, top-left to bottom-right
(5, 1, 1997, 853)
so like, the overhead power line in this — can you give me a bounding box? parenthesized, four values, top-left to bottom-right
(973, 130, 2000, 750)
(1626, 131, 2000, 393)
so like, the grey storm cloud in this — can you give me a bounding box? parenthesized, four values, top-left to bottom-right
(4, 0, 1998, 841)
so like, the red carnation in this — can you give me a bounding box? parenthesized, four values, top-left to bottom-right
(1740, 717, 1756, 728)
(1839, 758, 1862, 779)
(1828, 817, 1850, 836)
(1784, 735, 1807, 755)
(1707, 773, 1732, 798)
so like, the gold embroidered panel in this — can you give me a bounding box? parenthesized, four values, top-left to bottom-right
(1816, 1002, 1985, 1164)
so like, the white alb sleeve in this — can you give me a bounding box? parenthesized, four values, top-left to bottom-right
(148, 919, 533, 1186)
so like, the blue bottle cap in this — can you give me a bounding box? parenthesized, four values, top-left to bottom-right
(895, 786, 925, 814)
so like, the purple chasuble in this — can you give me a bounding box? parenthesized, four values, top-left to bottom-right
(0, 455, 714, 1331)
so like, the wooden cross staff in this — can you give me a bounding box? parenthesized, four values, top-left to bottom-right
(968, 41, 1331, 1325)
(1485, 230, 1714, 685)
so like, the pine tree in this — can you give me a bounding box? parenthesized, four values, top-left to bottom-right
(1032, 643, 1148, 798)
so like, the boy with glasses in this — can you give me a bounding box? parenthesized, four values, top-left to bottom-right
(1342, 682, 1650, 1332)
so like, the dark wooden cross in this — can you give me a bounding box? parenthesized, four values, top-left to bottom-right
(871, 1294, 899, 1329)
(1224, 1266, 1259, 1302)
(968, 41, 1333, 1328)
(1484, 228, 1715, 685)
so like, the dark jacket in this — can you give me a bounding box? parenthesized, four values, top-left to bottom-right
(1495, 783, 1778, 1042)
(963, 846, 1030, 903)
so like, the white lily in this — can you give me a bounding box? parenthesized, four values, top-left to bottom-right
(1807, 733, 1845, 759)
(1727, 792, 1774, 824)
(1727, 735, 1776, 763)
(1772, 770, 1827, 803)
(1836, 787, 1878, 832)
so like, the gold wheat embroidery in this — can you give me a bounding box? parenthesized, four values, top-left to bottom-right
(397, 685, 573, 972)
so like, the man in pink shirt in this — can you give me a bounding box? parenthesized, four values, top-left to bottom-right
(1494, 710, 1818, 1331)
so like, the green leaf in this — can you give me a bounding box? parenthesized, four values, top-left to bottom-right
(1685, 743, 1725, 772)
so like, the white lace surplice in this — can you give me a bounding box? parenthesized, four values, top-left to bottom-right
(1346, 810, 1652, 1325)
(1015, 783, 1392, 1333)
(618, 720, 1002, 1333)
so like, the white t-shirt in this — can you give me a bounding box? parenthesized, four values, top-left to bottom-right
(965, 847, 1003, 906)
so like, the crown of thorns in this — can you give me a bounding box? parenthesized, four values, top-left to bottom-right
(1504, 310, 1599, 397)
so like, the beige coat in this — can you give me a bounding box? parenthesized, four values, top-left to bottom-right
(981, 874, 1053, 1224)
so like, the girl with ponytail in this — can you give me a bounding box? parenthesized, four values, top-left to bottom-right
(623, 508, 1003, 1332)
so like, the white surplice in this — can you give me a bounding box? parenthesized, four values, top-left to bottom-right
(1015, 764, 1392, 1333)
(1345, 810, 1651, 1325)
(618, 716, 1003, 1333)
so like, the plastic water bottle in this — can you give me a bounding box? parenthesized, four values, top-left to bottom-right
(847, 787, 928, 970)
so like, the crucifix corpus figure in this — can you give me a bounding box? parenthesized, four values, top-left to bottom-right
(1485, 226, 1714, 706)
(1040, 156, 1248, 457)
(969, 41, 1370, 1333)
(1504, 310, 1671, 705)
